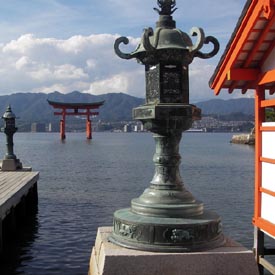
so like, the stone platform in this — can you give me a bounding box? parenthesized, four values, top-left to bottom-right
(88, 227, 259, 275)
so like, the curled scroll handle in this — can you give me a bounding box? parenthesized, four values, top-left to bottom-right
(194, 36, 220, 59)
(142, 27, 156, 52)
(114, 36, 133, 60)
(188, 27, 205, 54)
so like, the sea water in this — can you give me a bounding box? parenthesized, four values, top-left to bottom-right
(0, 132, 255, 275)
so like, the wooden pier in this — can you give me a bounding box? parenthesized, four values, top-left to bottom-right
(0, 171, 39, 253)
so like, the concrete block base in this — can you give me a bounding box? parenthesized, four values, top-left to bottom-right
(1, 159, 22, 171)
(88, 227, 259, 275)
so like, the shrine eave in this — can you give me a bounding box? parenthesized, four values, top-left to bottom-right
(47, 99, 104, 109)
(209, 0, 275, 95)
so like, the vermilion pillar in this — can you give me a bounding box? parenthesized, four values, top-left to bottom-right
(60, 109, 66, 140)
(86, 116, 92, 139)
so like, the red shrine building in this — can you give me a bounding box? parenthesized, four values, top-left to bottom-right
(48, 100, 104, 140)
(210, 0, 275, 274)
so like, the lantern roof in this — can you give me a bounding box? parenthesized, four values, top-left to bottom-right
(130, 0, 192, 58)
(114, 0, 219, 65)
(2, 105, 16, 119)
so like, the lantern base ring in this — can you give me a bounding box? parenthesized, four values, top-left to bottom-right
(109, 208, 225, 252)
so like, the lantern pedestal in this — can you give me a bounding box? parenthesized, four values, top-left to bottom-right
(109, 103, 224, 252)
(89, 227, 259, 275)
(1, 158, 22, 171)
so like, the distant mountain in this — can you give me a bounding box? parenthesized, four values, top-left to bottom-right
(196, 98, 254, 116)
(0, 91, 254, 126)
(0, 91, 144, 124)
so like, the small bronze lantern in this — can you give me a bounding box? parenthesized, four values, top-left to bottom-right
(1, 105, 22, 171)
(109, 0, 224, 252)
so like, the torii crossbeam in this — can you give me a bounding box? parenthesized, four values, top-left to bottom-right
(47, 99, 104, 140)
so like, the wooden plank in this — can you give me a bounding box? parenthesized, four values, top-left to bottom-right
(259, 257, 275, 274)
(0, 173, 39, 211)
(1, 173, 36, 197)
(0, 172, 39, 200)
(260, 98, 275, 108)
(260, 126, 275, 131)
(0, 171, 39, 220)
(260, 187, 275, 197)
(0, 172, 31, 197)
(254, 88, 265, 227)
(260, 157, 275, 164)
(254, 217, 275, 238)
(0, 179, 33, 206)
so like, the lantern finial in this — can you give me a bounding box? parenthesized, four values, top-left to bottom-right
(154, 0, 177, 15)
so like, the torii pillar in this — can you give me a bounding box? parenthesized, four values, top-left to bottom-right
(60, 108, 66, 140)
(86, 112, 92, 140)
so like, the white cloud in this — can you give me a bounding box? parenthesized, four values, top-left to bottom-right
(189, 59, 215, 102)
(0, 0, 250, 101)
(188, 59, 253, 103)
(0, 29, 250, 102)
(84, 69, 144, 96)
(0, 33, 143, 95)
(53, 64, 88, 80)
(86, 59, 97, 69)
(85, 74, 128, 95)
(15, 56, 32, 70)
(37, 81, 90, 94)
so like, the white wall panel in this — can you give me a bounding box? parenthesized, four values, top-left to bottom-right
(262, 122, 275, 159)
(262, 193, 275, 225)
(262, 162, 275, 192)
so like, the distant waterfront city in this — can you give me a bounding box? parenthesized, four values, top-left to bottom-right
(29, 115, 255, 134)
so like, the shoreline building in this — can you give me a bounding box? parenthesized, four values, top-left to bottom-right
(210, 1, 275, 273)
(31, 123, 46, 133)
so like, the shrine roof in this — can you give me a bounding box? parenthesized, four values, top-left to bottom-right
(209, 0, 275, 95)
(47, 99, 104, 109)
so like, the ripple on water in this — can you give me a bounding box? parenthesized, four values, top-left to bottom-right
(0, 132, 255, 275)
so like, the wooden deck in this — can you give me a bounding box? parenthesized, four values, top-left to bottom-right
(0, 171, 39, 252)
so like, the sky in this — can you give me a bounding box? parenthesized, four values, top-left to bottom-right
(0, 0, 248, 102)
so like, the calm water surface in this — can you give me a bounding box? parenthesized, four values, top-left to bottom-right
(0, 132, 255, 275)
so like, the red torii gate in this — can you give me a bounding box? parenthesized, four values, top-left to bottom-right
(47, 99, 104, 140)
